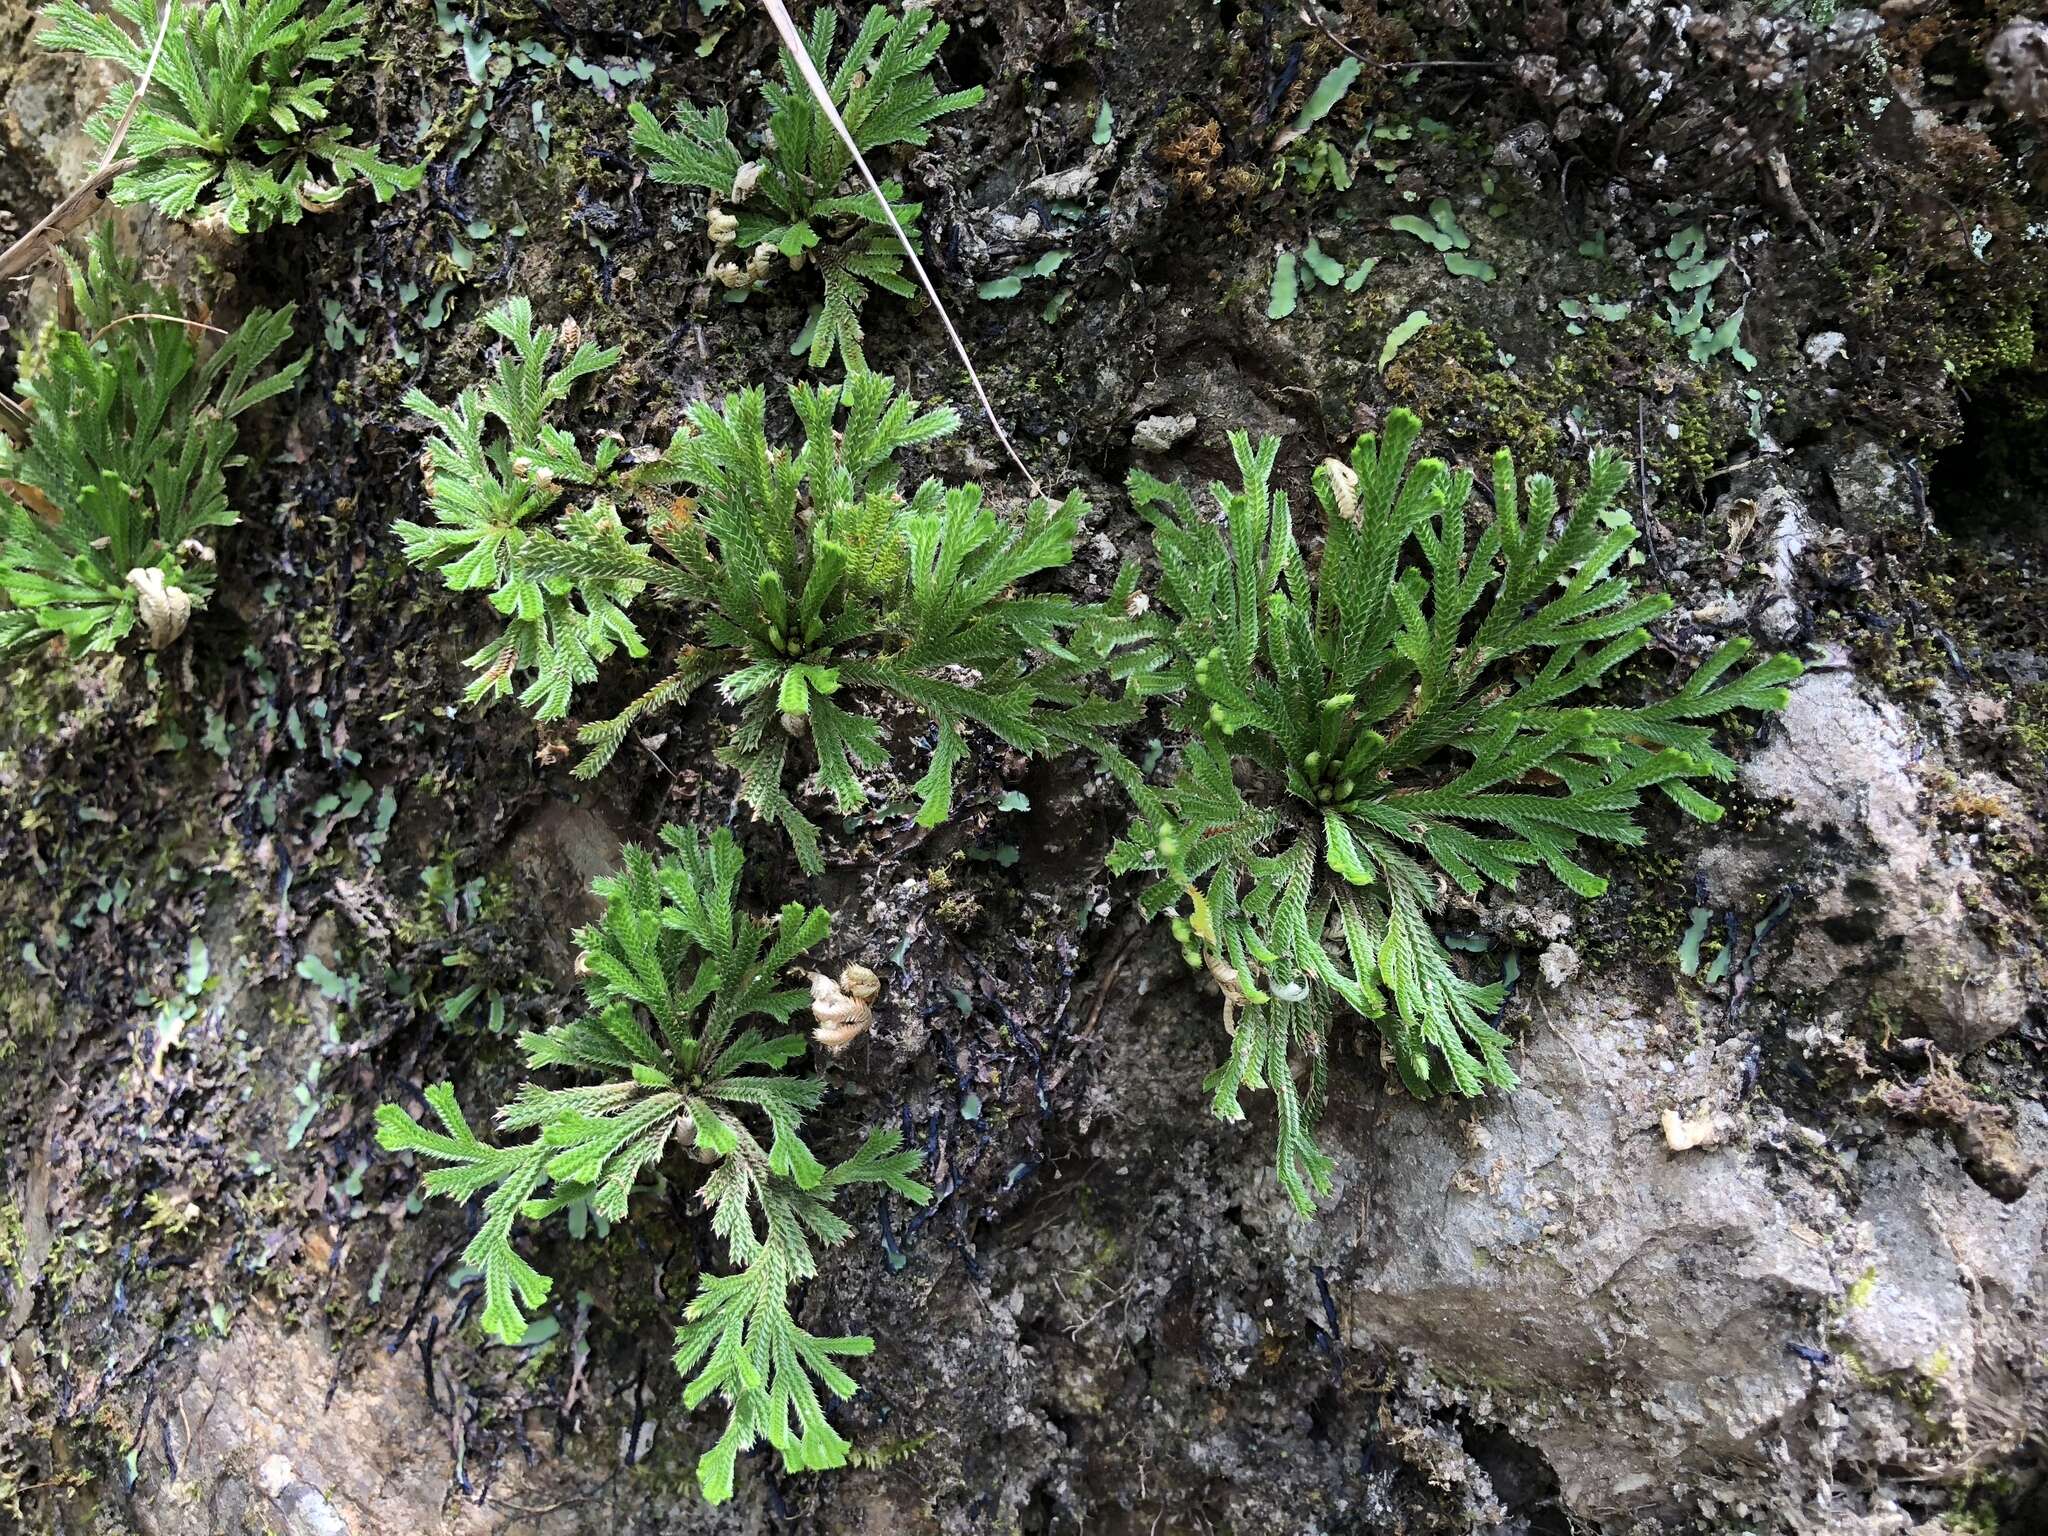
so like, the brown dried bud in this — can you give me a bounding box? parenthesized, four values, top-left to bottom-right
(126, 567, 192, 649)
(810, 965, 878, 1051)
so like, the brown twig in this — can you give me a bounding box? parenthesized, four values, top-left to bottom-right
(0, 159, 141, 284)
(91, 311, 231, 345)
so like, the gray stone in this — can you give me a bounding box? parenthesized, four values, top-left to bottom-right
(1338, 988, 1841, 1521)
(1739, 671, 2031, 1052)
(1757, 593, 1803, 643)
(1827, 440, 1912, 534)
(1803, 330, 1848, 367)
(1131, 412, 1198, 454)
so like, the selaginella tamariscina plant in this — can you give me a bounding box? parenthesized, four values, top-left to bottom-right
(628, 2, 982, 371)
(377, 824, 930, 1502)
(398, 298, 1133, 874)
(1100, 409, 1801, 1213)
(0, 224, 306, 659)
(394, 298, 648, 721)
(37, 0, 422, 234)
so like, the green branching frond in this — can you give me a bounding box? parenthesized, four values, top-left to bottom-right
(1106, 408, 1800, 1212)
(38, 0, 423, 234)
(629, 3, 982, 371)
(378, 826, 929, 1503)
(676, 1123, 929, 1500)
(0, 225, 305, 660)
(511, 369, 1132, 870)
(395, 299, 652, 719)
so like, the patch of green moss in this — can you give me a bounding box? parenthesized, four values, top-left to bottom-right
(1944, 1472, 2021, 1535)
(1378, 314, 1747, 500)
(1937, 306, 2037, 384)
(1381, 318, 1563, 466)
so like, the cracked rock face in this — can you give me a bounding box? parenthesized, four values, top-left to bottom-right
(1324, 973, 2047, 1532)
(136, 1319, 585, 1536)
(1735, 670, 2032, 1054)
(1832, 1108, 2048, 1486)
(1338, 986, 1841, 1523)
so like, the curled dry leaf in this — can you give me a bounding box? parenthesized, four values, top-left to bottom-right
(1205, 950, 1247, 1035)
(810, 963, 880, 1051)
(126, 566, 192, 649)
(1321, 458, 1362, 525)
(2, 475, 61, 521)
(0, 157, 139, 284)
(1660, 1106, 1734, 1152)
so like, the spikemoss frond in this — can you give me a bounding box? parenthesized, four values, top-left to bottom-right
(377, 826, 929, 1503)
(1105, 408, 1800, 1212)
(0, 225, 305, 659)
(628, 3, 981, 372)
(38, 0, 421, 233)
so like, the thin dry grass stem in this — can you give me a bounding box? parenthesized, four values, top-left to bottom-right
(91, 312, 230, 345)
(755, 0, 1044, 499)
(98, 0, 175, 174)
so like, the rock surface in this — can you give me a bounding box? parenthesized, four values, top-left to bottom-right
(1738, 671, 2033, 1053)
(3, 0, 2045, 1532)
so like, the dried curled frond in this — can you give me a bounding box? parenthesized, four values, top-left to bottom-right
(124, 566, 191, 649)
(809, 963, 880, 1050)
